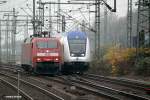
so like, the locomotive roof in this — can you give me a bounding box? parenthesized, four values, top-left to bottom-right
(24, 37, 59, 43)
(32, 37, 58, 40)
(67, 31, 87, 39)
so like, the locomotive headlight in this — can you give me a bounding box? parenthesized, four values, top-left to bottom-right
(55, 58, 58, 61)
(37, 58, 41, 61)
(81, 54, 85, 56)
(71, 54, 75, 57)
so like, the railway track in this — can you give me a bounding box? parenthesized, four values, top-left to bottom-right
(0, 66, 110, 100)
(46, 76, 121, 100)
(84, 74, 150, 90)
(73, 75, 150, 100)
(83, 74, 150, 96)
(0, 65, 150, 100)
(0, 66, 88, 99)
(30, 75, 110, 100)
(53, 75, 150, 100)
(0, 66, 105, 100)
(0, 72, 64, 100)
(0, 78, 33, 100)
(79, 74, 150, 100)
(27, 76, 79, 100)
(0, 65, 23, 74)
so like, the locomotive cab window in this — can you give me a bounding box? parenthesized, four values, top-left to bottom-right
(37, 41, 47, 48)
(36, 40, 57, 48)
(48, 40, 58, 48)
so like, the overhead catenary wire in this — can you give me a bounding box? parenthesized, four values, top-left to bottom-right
(60, 9, 96, 32)
(26, 3, 33, 13)
(20, 7, 32, 18)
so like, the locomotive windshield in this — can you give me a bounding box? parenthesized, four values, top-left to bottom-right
(68, 39, 86, 54)
(48, 41, 58, 48)
(37, 40, 57, 48)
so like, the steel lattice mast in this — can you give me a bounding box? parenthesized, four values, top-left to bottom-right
(137, 0, 150, 48)
(0, 20, 1, 63)
(95, 0, 101, 58)
(11, 8, 17, 64)
(127, 0, 133, 48)
(104, 0, 108, 44)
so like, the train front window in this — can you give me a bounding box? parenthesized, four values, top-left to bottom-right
(68, 39, 86, 53)
(69, 39, 86, 44)
(37, 41, 57, 48)
(48, 41, 57, 48)
(37, 41, 47, 48)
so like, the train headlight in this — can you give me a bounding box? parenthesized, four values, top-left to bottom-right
(37, 58, 41, 61)
(71, 54, 75, 57)
(81, 54, 85, 56)
(55, 58, 58, 61)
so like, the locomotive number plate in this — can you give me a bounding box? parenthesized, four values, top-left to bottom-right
(46, 53, 59, 56)
(37, 53, 58, 56)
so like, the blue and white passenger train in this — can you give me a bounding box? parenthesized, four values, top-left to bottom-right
(61, 31, 91, 74)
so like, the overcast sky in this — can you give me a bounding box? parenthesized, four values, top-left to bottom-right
(0, 0, 138, 17)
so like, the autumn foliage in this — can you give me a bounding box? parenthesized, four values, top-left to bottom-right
(104, 47, 136, 65)
(103, 46, 150, 76)
(89, 45, 150, 76)
(103, 46, 136, 76)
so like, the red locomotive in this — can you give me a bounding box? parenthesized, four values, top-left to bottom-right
(21, 37, 63, 74)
